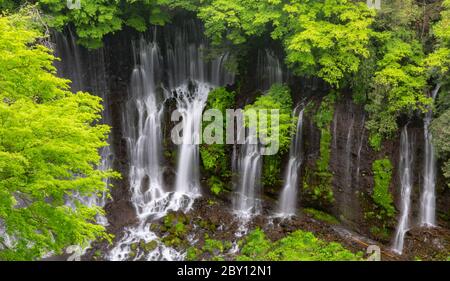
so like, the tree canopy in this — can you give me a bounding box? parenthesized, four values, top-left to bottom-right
(0, 10, 114, 260)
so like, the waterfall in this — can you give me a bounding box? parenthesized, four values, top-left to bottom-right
(110, 21, 234, 260)
(344, 113, 355, 190)
(173, 83, 210, 195)
(233, 135, 263, 216)
(52, 29, 85, 92)
(355, 114, 366, 188)
(419, 85, 441, 227)
(277, 106, 305, 217)
(52, 30, 114, 225)
(123, 38, 168, 219)
(166, 21, 233, 195)
(257, 49, 283, 91)
(392, 126, 414, 254)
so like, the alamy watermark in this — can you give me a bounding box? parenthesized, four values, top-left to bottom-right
(171, 108, 281, 156)
(367, 0, 381, 10)
(67, 0, 81, 10)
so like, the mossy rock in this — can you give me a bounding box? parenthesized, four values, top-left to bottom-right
(186, 247, 202, 261)
(140, 240, 158, 253)
(150, 223, 159, 232)
(304, 208, 339, 225)
(94, 250, 102, 258)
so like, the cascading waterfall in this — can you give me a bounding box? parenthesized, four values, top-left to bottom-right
(110, 21, 234, 260)
(167, 21, 233, 195)
(232, 48, 283, 218)
(234, 135, 263, 217)
(392, 126, 414, 254)
(277, 106, 305, 217)
(419, 85, 441, 227)
(257, 49, 283, 91)
(123, 38, 168, 219)
(52, 29, 85, 92)
(173, 84, 209, 195)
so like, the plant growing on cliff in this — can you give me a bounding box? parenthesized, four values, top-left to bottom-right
(244, 84, 294, 187)
(200, 87, 235, 195)
(303, 93, 336, 206)
(0, 12, 115, 260)
(371, 158, 395, 217)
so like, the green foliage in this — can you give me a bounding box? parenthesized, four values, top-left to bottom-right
(365, 35, 429, 150)
(430, 1, 450, 188)
(244, 84, 294, 154)
(303, 208, 339, 225)
(361, 0, 439, 150)
(207, 175, 225, 195)
(36, 0, 174, 48)
(0, 13, 115, 260)
(186, 246, 201, 261)
(275, 0, 374, 87)
(372, 158, 395, 217)
(200, 87, 235, 195)
(203, 238, 231, 255)
(244, 84, 294, 187)
(238, 228, 362, 261)
(238, 228, 271, 260)
(431, 109, 450, 188)
(198, 0, 375, 86)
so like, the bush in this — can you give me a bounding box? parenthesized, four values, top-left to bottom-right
(372, 158, 395, 217)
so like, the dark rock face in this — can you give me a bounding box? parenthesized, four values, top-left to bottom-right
(330, 100, 366, 227)
(102, 28, 139, 233)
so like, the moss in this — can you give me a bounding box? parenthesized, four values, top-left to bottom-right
(174, 222, 186, 235)
(162, 235, 184, 248)
(303, 93, 336, 206)
(186, 247, 201, 261)
(304, 208, 339, 225)
(93, 250, 102, 258)
(372, 158, 395, 217)
(139, 240, 158, 253)
(203, 239, 226, 254)
(237, 228, 362, 261)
